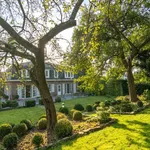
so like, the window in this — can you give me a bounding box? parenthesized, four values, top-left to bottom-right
(65, 83, 72, 94)
(21, 70, 29, 78)
(54, 70, 58, 78)
(64, 72, 74, 78)
(48, 84, 51, 92)
(32, 85, 37, 97)
(26, 70, 30, 78)
(45, 69, 50, 78)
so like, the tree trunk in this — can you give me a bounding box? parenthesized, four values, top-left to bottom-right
(126, 62, 138, 102)
(35, 53, 57, 144)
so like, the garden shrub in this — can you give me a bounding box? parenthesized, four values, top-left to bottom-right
(3, 133, 18, 150)
(73, 104, 84, 111)
(70, 109, 77, 117)
(38, 118, 47, 130)
(86, 116, 98, 123)
(25, 100, 36, 107)
(55, 96, 61, 103)
(2, 102, 7, 108)
(8, 100, 18, 108)
(0, 124, 12, 138)
(120, 101, 133, 112)
(73, 111, 82, 121)
(55, 119, 73, 139)
(116, 100, 122, 105)
(20, 119, 32, 130)
(39, 114, 46, 120)
(0, 144, 4, 150)
(86, 104, 93, 112)
(93, 104, 99, 110)
(57, 112, 67, 120)
(104, 100, 111, 107)
(32, 133, 43, 148)
(95, 101, 100, 105)
(59, 106, 69, 115)
(136, 83, 150, 95)
(137, 100, 143, 108)
(13, 123, 27, 137)
(97, 111, 110, 124)
(138, 95, 146, 101)
(12, 95, 19, 100)
(143, 89, 150, 100)
(110, 100, 117, 106)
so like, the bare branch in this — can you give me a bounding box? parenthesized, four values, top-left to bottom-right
(0, 17, 38, 53)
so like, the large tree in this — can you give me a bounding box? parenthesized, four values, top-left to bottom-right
(0, 0, 83, 143)
(66, 0, 150, 102)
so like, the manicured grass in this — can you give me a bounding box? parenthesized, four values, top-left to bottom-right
(0, 96, 110, 125)
(48, 108, 150, 150)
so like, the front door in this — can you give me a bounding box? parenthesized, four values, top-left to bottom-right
(57, 84, 61, 96)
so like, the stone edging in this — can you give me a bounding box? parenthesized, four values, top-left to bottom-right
(111, 104, 150, 115)
(41, 118, 117, 150)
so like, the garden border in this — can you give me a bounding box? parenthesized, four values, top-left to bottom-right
(41, 118, 117, 150)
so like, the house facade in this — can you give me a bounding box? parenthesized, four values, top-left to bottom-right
(4, 63, 78, 100)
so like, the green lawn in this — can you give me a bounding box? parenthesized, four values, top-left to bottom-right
(0, 96, 110, 125)
(49, 108, 150, 150)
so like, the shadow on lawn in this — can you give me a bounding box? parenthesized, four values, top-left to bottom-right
(126, 120, 150, 149)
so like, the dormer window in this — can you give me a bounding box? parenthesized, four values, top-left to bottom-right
(45, 69, 49, 78)
(54, 70, 58, 78)
(65, 72, 74, 78)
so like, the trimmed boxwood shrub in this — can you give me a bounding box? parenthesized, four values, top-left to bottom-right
(55, 119, 73, 139)
(137, 100, 143, 108)
(32, 133, 43, 148)
(13, 123, 27, 137)
(9, 100, 18, 108)
(2, 102, 7, 108)
(55, 96, 61, 103)
(70, 109, 77, 117)
(93, 104, 99, 110)
(86, 104, 93, 112)
(39, 114, 46, 120)
(0, 124, 12, 138)
(38, 118, 47, 130)
(73, 104, 84, 111)
(57, 112, 67, 120)
(25, 100, 36, 107)
(59, 106, 69, 115)
(20, 119, 32, 130)
(3, 133, 18, 150)
(73, 111, 82, 121)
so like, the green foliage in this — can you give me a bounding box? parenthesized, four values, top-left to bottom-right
(12, 95, 19, 100)
(7, 100, 18, 108)
(57, 112, 67, 120)
(137, 101, 143, 108)
(0, 124, 12, 138)
(70, 109, 78, 117)
(136, 84, 150, 95)
(120, 101, 133, 112)
(20, 119, 32, 130)
(73, 111, 82, 121)
(73, 104, 84, 111)
(59, 106, 69, 115)
(13, 123, 27, 137)
(97, 111, 110, 124)
(93, 104, 99, 110)
(55, 96, 61, 103)
(32, 133, 43, 148)
(55, 119, 73, 139)
(39, 114, 46, 120)
(38, 118, 47, 130)
(25, 100, 36, 107)
(104, 100, 111, 107)
(0, 144, 4, 150)
(86, 104, 93, 112)
(3, 133, 18, 149)
(143, 89, 150, 100)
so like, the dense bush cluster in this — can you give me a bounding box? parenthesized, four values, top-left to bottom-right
(74, 104, 84, 111)
(13, 123, 27, 137)
(73, 111, 82, 121)
(25, 100, 36, 107)
(1, 100, 18, 108)
(59, 106, 69, 115)
(0, 124, 12, 138)
(55, 119, 73, 139)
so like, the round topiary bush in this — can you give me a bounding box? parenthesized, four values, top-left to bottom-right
(55, 119, 73, 139)
(137, 100, 143, 108)
(73, 104, 84, 111)
(59, 106, 69, 115)
(73, 111, 82, 121)
(0, 124, 12, 138)
(38, 118, 47, 130)
(13, 123, 27, 137)
(70, 109, 77, 117)
(3, 133, 18, 150)
(32, 133, 43, 148)
(97, 111, 110, 124)
(57, 112, 67, 120)
(55, 96, 61, 103)
(20, 119, 32, 130)
(86, 104, 93, 112)
(39, 114, 46, 120)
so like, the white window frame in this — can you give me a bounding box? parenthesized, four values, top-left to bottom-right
(26, 70, 30, 78)
(45, 69, 50, 78)
(54, 70, 58, 78)
(64, 72, 74, 78)
(32, 85, 37, 97)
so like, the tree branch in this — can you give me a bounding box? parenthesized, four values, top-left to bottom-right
(39, 0, 83, 47)
(0, 17, 38, 53)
